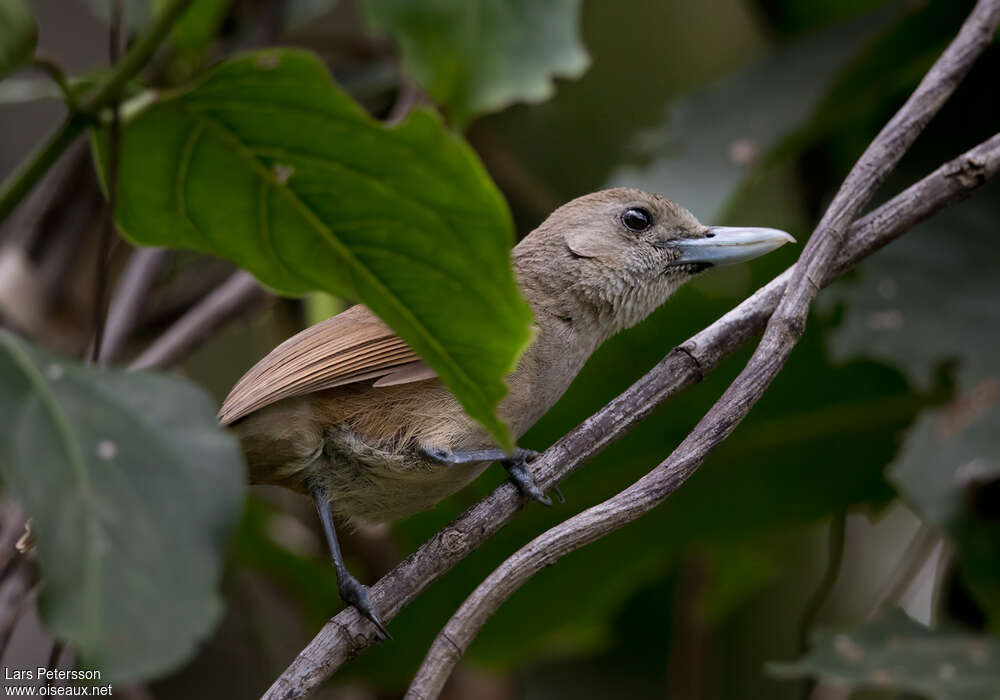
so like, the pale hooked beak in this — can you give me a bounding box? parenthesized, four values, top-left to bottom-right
(668, 227, 796, 267)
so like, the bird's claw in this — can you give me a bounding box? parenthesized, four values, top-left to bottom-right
(338, 576, 392, 641)
(502, 453, 554, 507)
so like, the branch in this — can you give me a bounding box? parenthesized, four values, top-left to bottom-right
(0, 0, 197, 226)
(263, 121, 1000, 700)
(130, 270, 267, 370)
(798, 511, 847, 657)
(98, 248, 171, 365)
(0, 116, 89, 227)
(88, 0, 127, 365)
(405, 1, 1000, 694)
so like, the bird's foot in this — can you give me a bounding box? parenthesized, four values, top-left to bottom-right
(338, 574, 391, 641)
(501, 449, 562, 506)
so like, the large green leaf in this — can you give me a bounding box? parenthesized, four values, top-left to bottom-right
(363, 0, 590, 126)
(0, 330, 245, 682)
(0, 0, 36, 81)
(768, 608, 1000, 699)
(95, 49, 533, 449)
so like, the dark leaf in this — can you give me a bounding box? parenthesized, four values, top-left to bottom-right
(768, 608, 1000, 699)
(363, 0, 590, 126)
(0, 331, 245, 682)
(825, 187, 1000, 626)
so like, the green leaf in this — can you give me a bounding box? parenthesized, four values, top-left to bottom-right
(0, 0, 36, 80)
(94, 49, 533, 449)
(824, 186, 1000, 627)
(768, 609, 1000, 699)
(156, 0, 230, 55)
(363, 0, 590, 126)
(0, 330, 245, 682)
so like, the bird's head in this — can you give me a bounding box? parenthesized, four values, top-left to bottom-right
(515, 187, 795, 336)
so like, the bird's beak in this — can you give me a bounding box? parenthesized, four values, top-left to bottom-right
(668, 227, 796, 267)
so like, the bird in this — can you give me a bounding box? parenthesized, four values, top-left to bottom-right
(219, 187, 794, 638)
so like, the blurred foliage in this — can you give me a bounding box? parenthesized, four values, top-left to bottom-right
(83, 0, 154, 31)
(769, 608, 1000, 699)
(157, 0, 231, 78)
(828, 183, 1000, 631)
(363, 0, 590, 127)
(609, 12, 884, 223)
(284, 0, 340, 30)
(0, 331, 245, 682)
(94, 48, 533, 449)
(0, 0, 35, 81)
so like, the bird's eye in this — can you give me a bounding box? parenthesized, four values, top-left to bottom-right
(621, 207, 652, 232)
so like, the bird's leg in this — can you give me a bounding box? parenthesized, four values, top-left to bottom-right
(419, 446, 563, 506)
(308, 481, 391, 640)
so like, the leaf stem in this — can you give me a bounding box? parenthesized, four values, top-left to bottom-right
(80, 0, 194, 113)
(0, 115, 87, 224)
(0, 0, 196, 226)
(797, 510, 848, 700)
(31, 57, 76, 108)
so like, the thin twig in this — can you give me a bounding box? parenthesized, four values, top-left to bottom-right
(0, 0, 197, 226)
(31, 58, 76, 109)
(44, 639, 64, 687)
(130, 270, 267, 370)
(386, 78, 422, 125)
(798, 510, 847, 700)
(404, 3, 1000, 693)
(665, 556, 713, 700)
(798, 511, 848, 655)
(0, 563, 38, 658)
(0, 117, 89, 226)
(89, 0, 126, 364)
(263, 131, 1000, 700)
(99, 248, 171, 365)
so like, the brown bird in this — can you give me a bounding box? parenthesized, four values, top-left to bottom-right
(219, 187, 794, 637)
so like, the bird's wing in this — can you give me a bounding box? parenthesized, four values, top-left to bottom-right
(218, 304, 436, 424)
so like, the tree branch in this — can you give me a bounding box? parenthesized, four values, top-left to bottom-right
(405, 1, 1000, 693)
(129, 270, 267, 371)
(264, 117, 1000, 700)
(98, 248, 171, 365)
